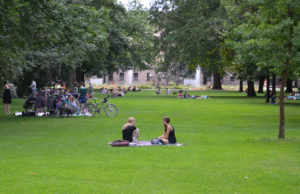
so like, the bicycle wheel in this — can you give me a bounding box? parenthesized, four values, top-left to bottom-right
(83, 103, 96, 117)
(104, 104, 118, 117)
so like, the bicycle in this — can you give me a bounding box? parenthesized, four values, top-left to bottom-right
(53, 96, 94, 117)
(85, 95, 118, 117)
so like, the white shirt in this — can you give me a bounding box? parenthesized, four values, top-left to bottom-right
(31, 81, 36, 89)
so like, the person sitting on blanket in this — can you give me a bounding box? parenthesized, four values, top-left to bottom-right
(122, 117, 139, 142)
(158, 117, 177, 144)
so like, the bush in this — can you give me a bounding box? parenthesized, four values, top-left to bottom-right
(139, 84, 153, 89)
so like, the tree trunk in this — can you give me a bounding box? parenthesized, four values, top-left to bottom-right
(68, 68, 76, 90)
(212, 71, 222, 90)
(258, 76, 265, 93)
(247, 80, 256, 97)
(294, 79, 298, 88)
(285, 78, 293, 93)
(266, 75, 270, 103)
(279, 71, 287, 139)
(239, 80, 243, 92)
(203, 73, 207, 85)
(272, 74, 276, 94)
(76, 67, 84, 83)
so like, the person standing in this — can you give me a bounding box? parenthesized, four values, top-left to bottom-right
(88, 84, 94, 99)
(78, 83, 88, 110)
(3, 81, 12, 114)
(30, 79, 37, 94)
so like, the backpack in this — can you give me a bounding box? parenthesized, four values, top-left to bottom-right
(111, 140, 129, 147)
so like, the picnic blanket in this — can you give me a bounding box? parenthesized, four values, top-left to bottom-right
(109, 141, 186, 147)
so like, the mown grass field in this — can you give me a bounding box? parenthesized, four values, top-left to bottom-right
(0, 90, 299, 193)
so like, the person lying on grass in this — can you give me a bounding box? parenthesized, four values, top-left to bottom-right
(158, 117, 177, 144)
(122, 117, 139, 142)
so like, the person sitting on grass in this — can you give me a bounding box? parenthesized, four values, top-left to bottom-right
(184, 92, 190, 98)
(158, 116, 177, 144)
(122, 117, 139, 142)
(68, 95, 78, 108)
(156, 88, 161, 95)
(286, 92, 295, 100)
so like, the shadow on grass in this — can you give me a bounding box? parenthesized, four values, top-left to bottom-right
(244, 138, 300, 144)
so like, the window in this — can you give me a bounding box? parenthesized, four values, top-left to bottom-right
(147, 73, 152, 81)
(108, 74, 113, 81)
(134, 73, 138, 81)
(119, 73, 124, 81)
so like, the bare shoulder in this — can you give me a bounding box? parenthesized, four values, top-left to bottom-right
(167, 125, 173, 131)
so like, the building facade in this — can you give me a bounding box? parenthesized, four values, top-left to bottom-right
(86, 69, 244, 87)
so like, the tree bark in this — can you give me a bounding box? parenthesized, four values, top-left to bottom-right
(266, 75, 270, 103)
(212, 71, 222, 90)
(294, 79, 298, 88)
(76, 67, 84, 83)
(247, 80, 256, 97)
(239, 80, 243, 92)
(67, 68, 76, 90)
(203, 73, 207, 85)
(272, 74, 276, 94)
(285, 78, 293, 93)
(258, 76, 265, 93)
(279, 71, 287, 139)
(279, 3, 295, 139)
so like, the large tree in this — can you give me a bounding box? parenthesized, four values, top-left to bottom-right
(150, 0, 227, 89)
(0, 0, 108, 95)
(223, 0, 300, 138)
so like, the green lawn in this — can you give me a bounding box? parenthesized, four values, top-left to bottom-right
(0, 90, 299, 193)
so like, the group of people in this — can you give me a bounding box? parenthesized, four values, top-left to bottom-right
(121, 116, 177, 144)
(99, 86, 141, 98)
(99, 87, 127, 97)
(156, 87, 175, 95)
(286, 92, 300, 101)
(27, 80, 91, 116)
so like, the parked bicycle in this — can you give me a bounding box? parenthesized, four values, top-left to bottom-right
(54, 96, 94, 117)
(85, 95, 118, 117)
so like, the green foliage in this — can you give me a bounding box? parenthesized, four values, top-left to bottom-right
(0, 0, 157, 88)
(150, 0, 227, 88)
(222, 0, 300, 78)
(0, 0, 107, 83)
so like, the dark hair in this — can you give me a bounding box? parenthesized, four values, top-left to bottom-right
(163, 117, 171, 132)
(163, 116, 170, 123)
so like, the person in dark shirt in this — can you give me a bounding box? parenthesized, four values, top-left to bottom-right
(271, 92, 277, 104)
(78, 83, 88, 109)
(122, 117, 139, 142)
(158, 116, 177, 144)
(3, 81, 12, 114)
(35, 88, 47, 116)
